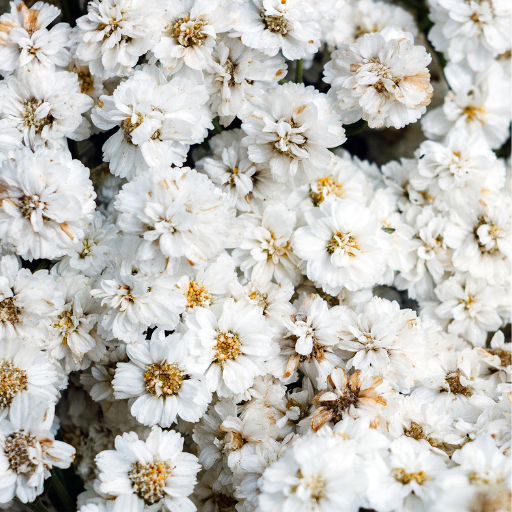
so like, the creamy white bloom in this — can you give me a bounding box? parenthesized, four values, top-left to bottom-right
(115, 166, 229, 270)
(421, 62, 512, 149)
(323, 0, 418, 50)
(429, 273, 505, 346)
(113, 332, 211, 427)
(0, 337, 59, 413)
(410, 130, 506, 214)
(55, 211, 118, 278)
(293, 198, 389, 294)
(232, 203, 301, 286)
(185, 298, 275, 397)
(324, 28, 433, 129)
(259, 435, 366, 512)
(267, 294, 343, 388)
(95, 427, 200, 511)
(0, 148, 96, 260)
(337, 297, 427, 391)
(0, 254, 62, 341)
(92, 65, 212, 178)
(197, 129, 256, 212)
(0, 394, 75, 504)
(46, 275, 104, 373)
(231, 0, 322, 60)
(151, 0, 234, 74)
(445, 192, 511, 285)
(428, 0, 511, 71)
(73, 0, 161, 78)
(205, 36, 287, 126)
(241, 82, 346, 186)
(365, 437, 447, 512)
(0, 0, 71, 74)
(0, 67, 93, 149)
(91, 266, 186, 344)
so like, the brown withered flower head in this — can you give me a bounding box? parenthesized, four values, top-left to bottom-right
(311, 367, 387, 432)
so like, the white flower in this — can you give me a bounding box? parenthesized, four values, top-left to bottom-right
(197, 129, 256, 212)
(0, 67, 93, 149)
(445, 192, 511, 285)
(0, 148, 96, 260)
(241, 82, 346, 186)
(0, 338, 59, 413)
(232, 203, 301, 286)
(288, 150, 374, 212)
(91, 66, 212, 179)
(231, 0, 322, 60)
(324, 28, 433, 129)
(0, 0, 71, 74)
(55, 211, 118, 278)
(430, 273, 505, 347)
(95, 427, 200, 511)
(259, 435, 366, 512)
(267, 294, 342, 388)
(185, 298, 275, 397)
(323, 0, 418, 50)
(365, 437, 447, 512)
(410, 130, 505, 214)
(428, 0, 511, 71)
(205, 36, 287, 126)
(114, 166, 229, 270)
(45, 275, 105, 373)
(421, 62, 512, 149)
(113, 332, 211, 427)
(151, 0, 234, 73)
(0, 254, 62, 341)
(176, 252, 237, 311)
(0, 394, 75, 504)
(337, 297, 427, 391)
(91, 266, 186, 344)
(292, 198, 389, 294)
(73, 0, 161, 78)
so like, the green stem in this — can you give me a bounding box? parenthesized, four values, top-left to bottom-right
(14, 498, 50, 512)
(50, 468, 75, 512)
(295, 59, 303, 83)
(212, 118, 223, 135)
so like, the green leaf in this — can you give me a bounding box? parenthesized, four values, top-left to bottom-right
(343, 119, 367, 137)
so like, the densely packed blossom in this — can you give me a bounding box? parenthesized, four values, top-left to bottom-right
(0, 0, 510, 511)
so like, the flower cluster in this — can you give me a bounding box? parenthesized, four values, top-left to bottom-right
(0, 0, 510, 511)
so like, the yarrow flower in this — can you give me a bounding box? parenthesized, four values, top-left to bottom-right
(324, 28, 433, 128)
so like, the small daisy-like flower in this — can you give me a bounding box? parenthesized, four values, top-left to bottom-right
(324, 28, 433, 129)
(91, 66, 212, 178)
(0, 254, 62, 341)
(0, 1, 71, 74)
(259, 435, 366, 512)
(0, 67, 93, 149)
(0, 394, 75, 504)
(311, 367, 387, 432)
(197, 130, 257, 212)
(366, 437, 447, 512)
(292, 198, 389, 294)
(0, 148, 96, 260)
(73, 0, 160, 78)
(185, 298, 274, 397)
(231, 0, 322, 60)
(205, 36, 287, 126)
(114, 166, 229, 270)
(232, 202, 301, 286)
(112, 332, 211, 427)
(151, 0, 234, 73)
(95, 427, 200, 511)
(241, 82, 346, 186)
(0, 338, 59, 413)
